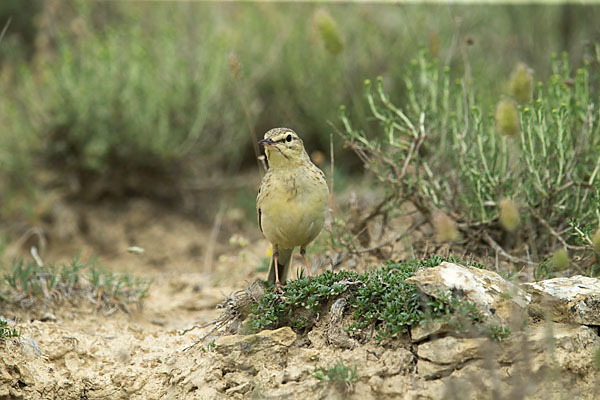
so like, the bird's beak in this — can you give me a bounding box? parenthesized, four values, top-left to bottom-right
(258, 138, 274, 146)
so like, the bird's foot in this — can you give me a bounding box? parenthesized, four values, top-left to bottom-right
(274, 281, 284, 293)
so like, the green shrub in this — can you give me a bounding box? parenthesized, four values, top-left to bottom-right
(249, 256, 503, 340)
(3, 5, 240, 198)
(338, 50, 600, 271)
(2, 3, 600, 208)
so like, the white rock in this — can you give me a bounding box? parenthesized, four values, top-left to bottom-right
(523, 275, 600, 325)
(406, 262, 530, 325)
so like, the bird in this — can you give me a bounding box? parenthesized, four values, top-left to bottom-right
(256, 128, 329, 292)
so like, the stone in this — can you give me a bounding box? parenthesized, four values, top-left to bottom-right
(214, 327, 296, 354)
(417, 336, 487, 365)
(406, 262, 530, 325)
(380, 348, 414, 375)
(417, 358, 456, 379)
(282, 365, 305, 383)
(225, 382, 252, 395)
(378, 374, 411, 395)
(523, 275, 600, 325)
(527, 323, 600, 375)
(411, 320, 448, 342)
(326, 297, 356, 349)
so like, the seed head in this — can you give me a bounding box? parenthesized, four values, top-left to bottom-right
(495, 99, 520, 137)
(314, 9, 343, 56)
(499, 198, 520, 232)
(433, 212, 460, 242)
(552, 249, 569, 271)
(509, 63, 533, 103)
(593, 229, 600, 253)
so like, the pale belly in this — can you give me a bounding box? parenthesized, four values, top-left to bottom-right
(260, 179, 328, 249)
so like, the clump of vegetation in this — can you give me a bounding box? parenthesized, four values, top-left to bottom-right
(338, 49, 600, 273)
(2, 4, 600, 213)
(0, 318, 19, 341)
(248, 256, 504, 341)
(311, 360, 358, 394)
(1, 257, 151, 313)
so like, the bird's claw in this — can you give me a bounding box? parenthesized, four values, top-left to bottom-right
(274, 282, 284, 293)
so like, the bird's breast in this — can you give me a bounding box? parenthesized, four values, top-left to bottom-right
(259, 167, 328, 248)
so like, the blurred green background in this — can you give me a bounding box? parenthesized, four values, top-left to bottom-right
(1, 0, 599, 224)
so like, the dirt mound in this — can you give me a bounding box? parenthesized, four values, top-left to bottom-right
(3, 298, 598, 399)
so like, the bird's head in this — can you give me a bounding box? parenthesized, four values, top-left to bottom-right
(259, 128, 308, 168)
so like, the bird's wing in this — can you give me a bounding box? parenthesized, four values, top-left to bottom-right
(257, 175, 267, 233)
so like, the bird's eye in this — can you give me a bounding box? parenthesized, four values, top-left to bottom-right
(286, 134, 292, 142)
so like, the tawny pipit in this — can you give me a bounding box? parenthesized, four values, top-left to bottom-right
(256, 128, 329, 291)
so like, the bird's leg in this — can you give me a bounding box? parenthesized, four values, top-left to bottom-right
(300, 247, 313, 278)
(273, 250, 283, 293)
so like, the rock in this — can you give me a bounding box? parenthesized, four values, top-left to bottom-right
(406, 262, 530, 325)
(378, 374, 411, 395)
(417, 358, 456, 379)
(20, 337, 43, 357)
(417, 336, 486, 365)
(411, 320, 448, 342)
(225, 382, 252, 395)
(527, 323, 600, 375)
(214, 327, 296, 354)
(523, 275, 600, 325)
(367, 375, 383, 388)
(282, 365, 306, 383)
(380, 348, 414, 375)
(326, 298, 356, 349)
(439, 324, 600, 398)
(443, 359, 513, 398)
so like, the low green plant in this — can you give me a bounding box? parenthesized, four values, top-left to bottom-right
(311, 360, 358, 394)
(488, 323, 511, 342)
(0, 318, 19, 341)
(249, 256, 504, 340)
(1, 256, 151, 312)
(338, 49, 600, 271)
(201, 339, 216, 353)
(425, 289, 483, 331)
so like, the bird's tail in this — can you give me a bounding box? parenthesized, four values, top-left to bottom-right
(267, 247, 294, 284)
